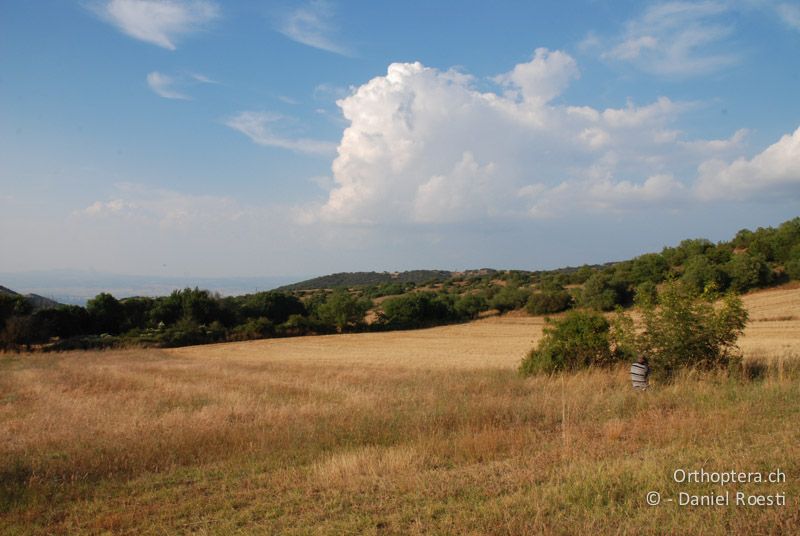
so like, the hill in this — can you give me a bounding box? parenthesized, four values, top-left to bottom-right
(276, 264, 618, 291)
(0, 285, 61, 311)
(276, 270, 456, 290)
(0, 285, 19, 296)
(24, 293, 61, 311)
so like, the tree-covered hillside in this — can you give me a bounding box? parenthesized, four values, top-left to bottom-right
(276, 270, 455, 291)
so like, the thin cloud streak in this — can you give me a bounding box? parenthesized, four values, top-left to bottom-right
(277, 0, 352, 56)
(89, 0, 219, 50)
(225, 111, 337, 156)
(146, 71, 190, 100)
(595, 1, 740, 77)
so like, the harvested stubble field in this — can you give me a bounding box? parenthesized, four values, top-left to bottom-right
(1, 287, 799, 534)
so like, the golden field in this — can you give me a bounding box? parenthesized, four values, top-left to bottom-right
(1, 286, 799, 534)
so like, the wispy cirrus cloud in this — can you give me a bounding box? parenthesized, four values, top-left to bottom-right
(276, 0, 351, 56)
(225, 111, 337, 156)
(146, 71, 189, 100)
(775, 2, 800, 30)
(89, 0, 219, 50)
(590, 1, 739, 77)
(188, 72, 218, 84)
(146, 70, 215, 100)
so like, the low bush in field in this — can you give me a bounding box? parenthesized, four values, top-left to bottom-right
(522, 279, 750, 381)
(228, 317, 274, 341)
(631, 281, 748, 382)
(454, 293, 489, 319)
(520, 310, 622, 376)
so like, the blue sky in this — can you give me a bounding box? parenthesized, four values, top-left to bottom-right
(1, 0, 799, 281)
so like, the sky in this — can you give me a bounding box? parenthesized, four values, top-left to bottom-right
(1, 0, 799, 283)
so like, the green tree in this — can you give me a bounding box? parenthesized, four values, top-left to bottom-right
(725, 253, 771, 292)
(526, 290, 572, 315)
(149, 292, 183, 326)
(488, 285, 530, 314)
(31, 306, 90, 339)
(229, 317, 274, 341)
(570, 265, 595, 285)
(240, 292, 306, 324)
(315, 289, 371, 332)
(120, 297, 156, 332)
(631, 253, 669, 284)
(579, 272, 622, 311)
(0, 315, 36, 348)
(786, 244, 800, 280)
(631, 281, 748, 382)
(179, 288, 221, 325)
(682, 255, 729, 295)
(86, 293, 124, 335)
(0, 294, 32, 331)
(633, 281, 658, 305)
(454, 293, 488, 319)
(772, 217, 800, 263)
(381, 292, 456, 327)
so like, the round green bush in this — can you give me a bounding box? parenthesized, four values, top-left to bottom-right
(525, 290, 573, 315)
(519, 310, 618, 376)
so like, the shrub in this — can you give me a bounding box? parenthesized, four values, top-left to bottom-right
(0, 294, 32, 331)
(539, 273, 570, 290)
(229, 317, 274, 341)
(632, 281, 748, 382)
(569, 265, 595, 285)
(239, 292, 306, 324)
(488, 285, 530, 314)
(634, 281, 658, 306)
(155, 319, 225, 347)
(526, 290, 572, 315)
(381, 292, 456, 327)
(279, 313, 331, 336)
(725, 253, 772, 292)
(579, 273, 626, 311)
(682, 255, 729, 295)
(631, 253, 669, 284)
(454, 293, 489, 319)
(314, 289, 371, 332)
(362, 283, 407, 299)
(785, 244, 800, 280)
(86, 293, 124, 335)
(31, 306, 91, 340)
(519, 310, 619, 376)
(0, 316, 36, 349)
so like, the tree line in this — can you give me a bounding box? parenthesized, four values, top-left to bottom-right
(1, 217, 798, 350)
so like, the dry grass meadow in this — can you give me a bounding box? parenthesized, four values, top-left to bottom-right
(1, 287, 799, 534)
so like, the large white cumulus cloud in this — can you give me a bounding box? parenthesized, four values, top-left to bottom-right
(315, 48, 768, 224)
(695, 126, 800, 200)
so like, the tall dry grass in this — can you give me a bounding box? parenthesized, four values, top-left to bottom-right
(1, 348, 798, 534)
(1, 286, 798, 534)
